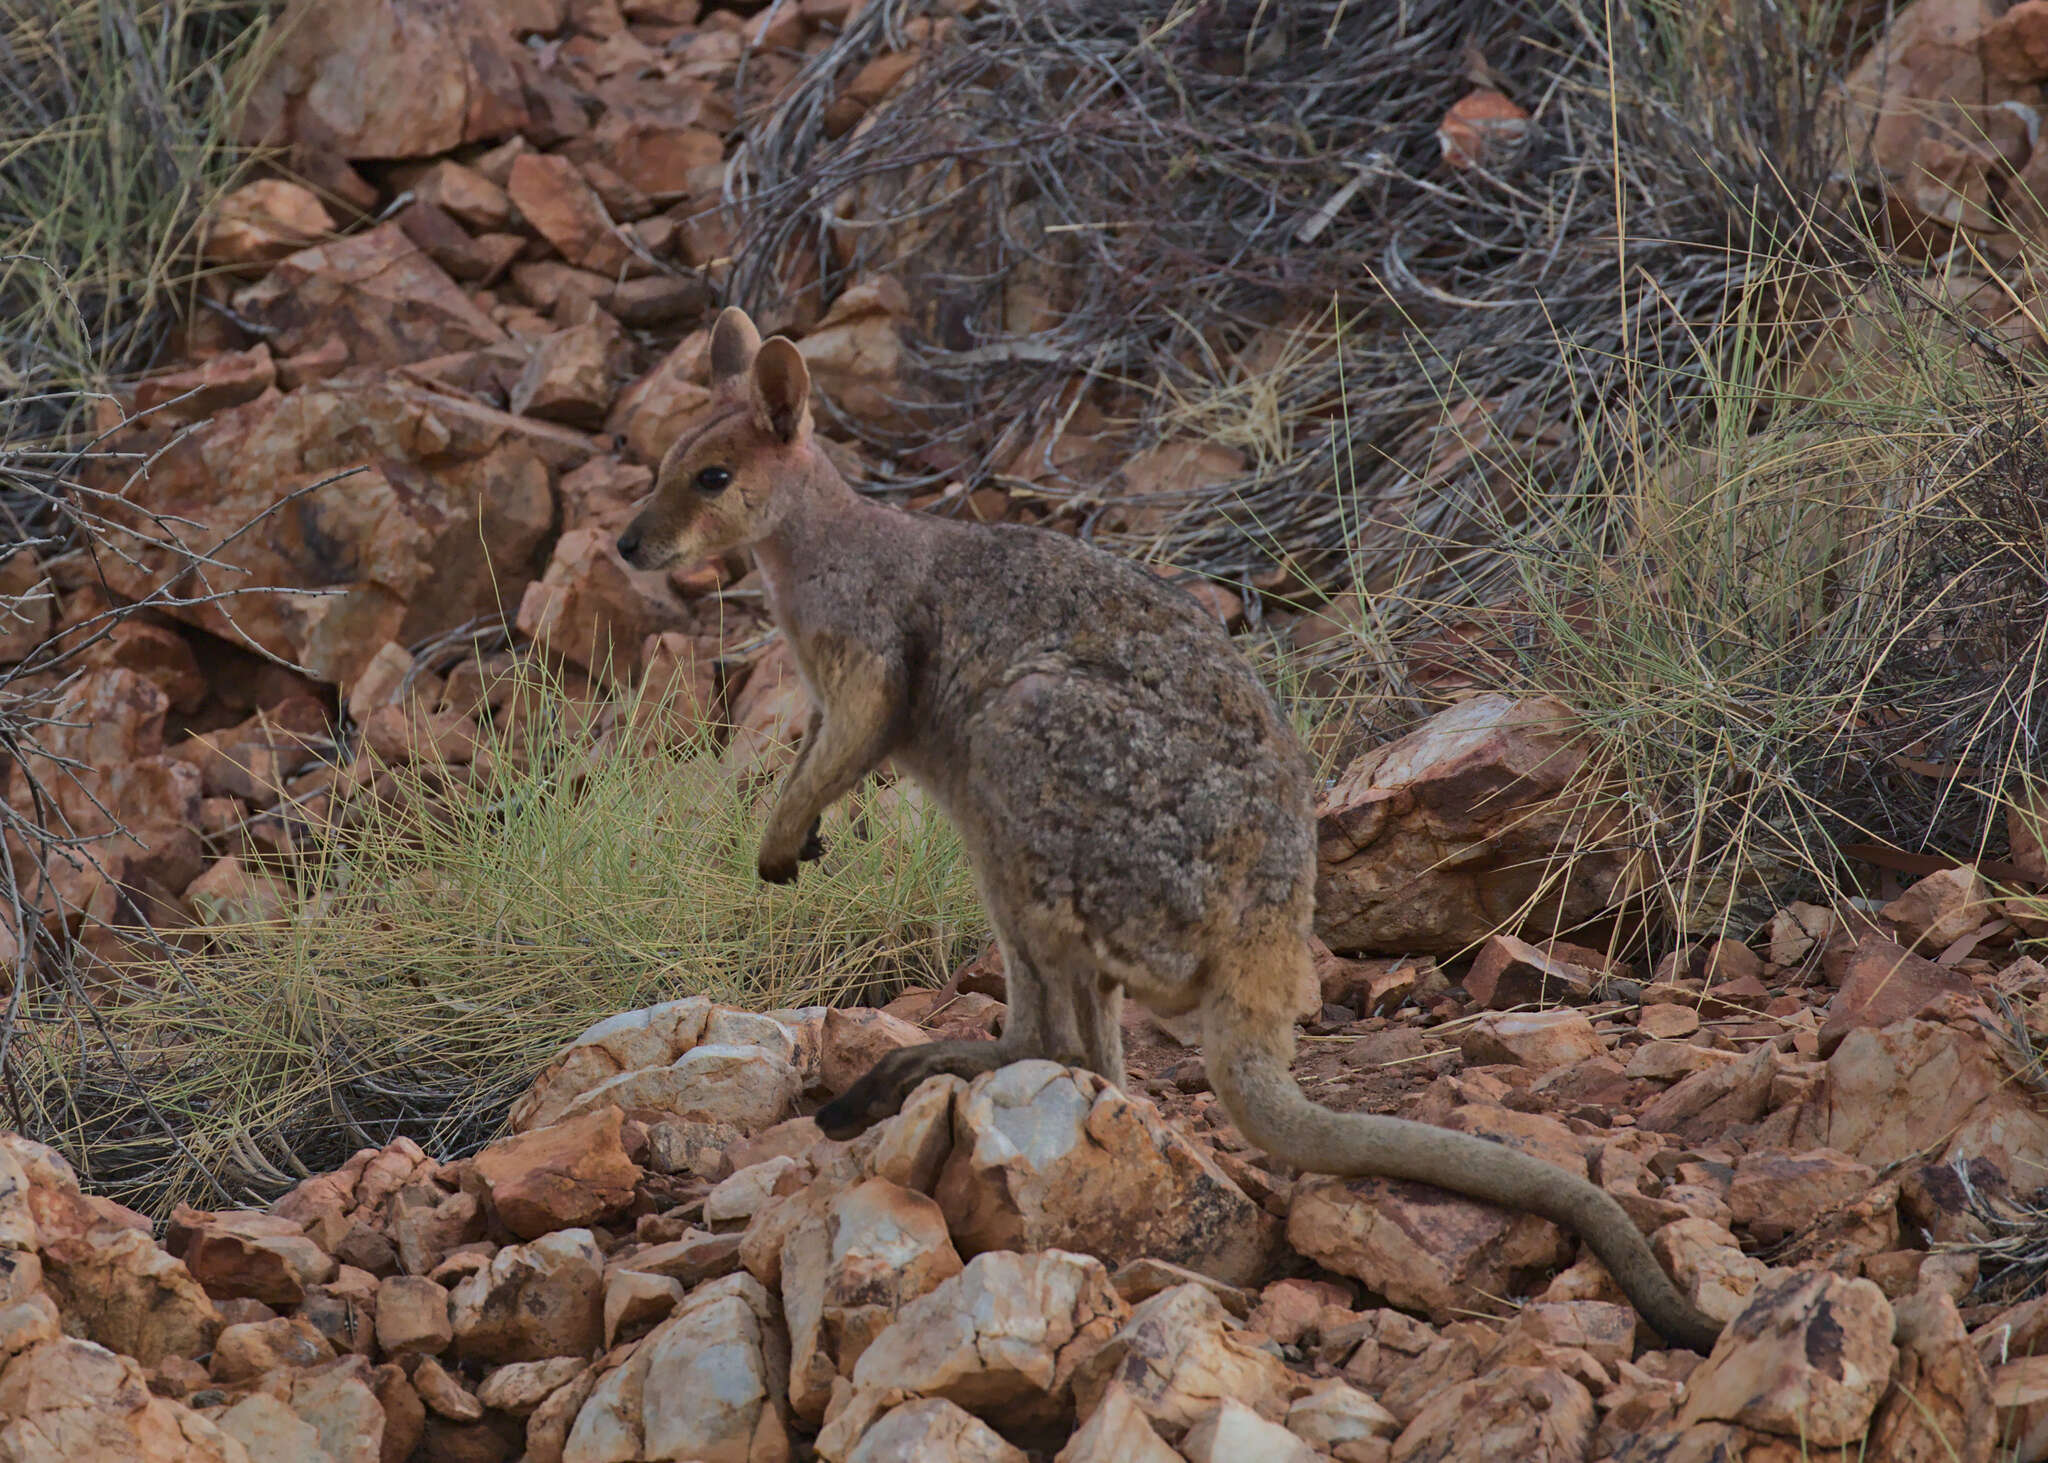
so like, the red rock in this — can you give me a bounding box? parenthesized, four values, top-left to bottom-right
(1677, 1271, 1894, 1445)
(1289, 1175, 1571, 1323)
(132, 344, 278, 422)
(507, 154, 632, 275)
(99, 382, 555, 685)
(508, 316, 633, 427)
(79, 620, 208, 714)
(1766, 901, 1838, 967)
(239, 0, 535, 160)
(515, 527, 692, 682)
(1438, 88, 1531, 170)
(795, 276, 909, 424)
(818, 1006, 928, 1095)
(449, 1230, 604, 1365)
(471, 1106, 643, 1240)
(171, 1206, 337, 1305)
(1840, 0, 2031, 241)
(1881, 864, 1998, 953)
(0, 1338, 251, 1460)
(202, 180, 336, 269)
(1985, 0, 2048, 80)
(935, 1063, 1278, 1287)
(389, 1187, 484, 1278)
(607, 328, 715, 463)
(413, 160, 513, 231)
(1787, 1014, 2048, 1183)
(1636, 1004, 1700, 1040)
(231, 222, 506, 370)
(375, 1275, 453, 1357)
(2011, 783, 2047, 882)
(1315, 695, 1646, 956)
(393, 198, 522, 285)
(211, 1315, 336, 1382)
(588, 115, 721, 201)
(1637, 1043, 1775, 1140)
(1246, 1278, 1353, 1347)
(38, 1220, 223, 1368)
(1726, 1148, 1879, 1245)
(3, 667, 206, 922)
(1459, 1009, 1606, 1070)
(1390, 1363, 1591, 1459)
(1062, 1282, 1278, 1440)
(1462, 935, 1623, 1008)
(360, 703, 482, 767)
(412, 1354, 483, 1422)
(1817, 934, 1977, 1054)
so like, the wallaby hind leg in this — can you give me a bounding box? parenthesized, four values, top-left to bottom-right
(1081, 977, 1124, 1085)
(814, 927, 1049, 1140)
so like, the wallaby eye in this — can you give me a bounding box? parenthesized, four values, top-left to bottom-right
(694, 466, 733, 495)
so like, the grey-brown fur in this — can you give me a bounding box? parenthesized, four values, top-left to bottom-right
(617, 308, 1723, 1353)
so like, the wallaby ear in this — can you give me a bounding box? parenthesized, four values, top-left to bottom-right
(709, 307, 762, 385)
(751, 337, 811, 443)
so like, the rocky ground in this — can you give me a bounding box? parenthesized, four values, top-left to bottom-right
(3, 843, 2046, 1462)
(5, 0, 2048, 1458)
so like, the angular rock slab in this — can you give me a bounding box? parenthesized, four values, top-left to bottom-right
(1069, 1283, 1294, 1441)
(1288, 1174, 1571, 1322)
(1314, 694, 1647, 955)
(563, 1272, 790, 1463)
(849, 1249, 1128, 1433)
(1677, 1270, 1896, 1447)
(936, 1062, 1279, 1287)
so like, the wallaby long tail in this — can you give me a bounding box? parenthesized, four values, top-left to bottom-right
(1201, 988, 1723, 1354)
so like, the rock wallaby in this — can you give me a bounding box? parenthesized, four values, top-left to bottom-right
(617, 306, 1723, 1353)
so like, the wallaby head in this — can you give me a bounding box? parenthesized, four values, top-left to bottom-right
(617, 306, 819, 572)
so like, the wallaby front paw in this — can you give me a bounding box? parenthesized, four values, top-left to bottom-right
(798, 819, 826, 863)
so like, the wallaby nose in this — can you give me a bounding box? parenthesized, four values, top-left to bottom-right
(616, 521, 643, 565)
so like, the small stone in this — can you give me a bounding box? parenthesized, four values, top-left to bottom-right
(1069, 1283, 1293, 1440)
(449, 1230, 604, 1364)
(1285, 1378, 1399, 1454)
(1651, 1219, 1772, 1327)
(1057, 1382, 1182, 1463)
(211, 1316, 337, 1383)
(1183, 1398, 1317, 1463)
(1387, 1364, 1593, 1460)
(475, 1356, 586, 1416)
(204, 180, 336, 267)
(472, 1105, 643, 1240)
(1637, 1005, 1700, 1040)
(1882, 865, 1997, 954)
(935, 1061, 1278, 1286)
(1818, 936, 1977, 1055)
(1457, 1010, 1605, 1071)
(844, 1398, 1028, 1463)
(603, 1268, 683, 1348)
(1463, 936, 1622, 1009)
(1727, 1148, 1879, 1245)
(412, 1353, 484, 1422)
(851, 1250, 1129, 1432)
(1289, 1175, 1570, 1323)
(375, 1275, 453, 1356)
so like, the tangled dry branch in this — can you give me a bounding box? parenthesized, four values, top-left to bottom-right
(733, 0, 1854, 596)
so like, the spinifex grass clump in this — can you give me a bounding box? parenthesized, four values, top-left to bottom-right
(33, 659, 984, 1216)
(0, 0, 284, 406)
(1306, 262, 2048, 950)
